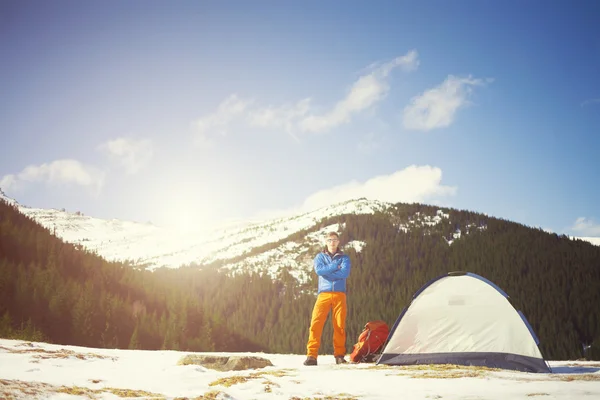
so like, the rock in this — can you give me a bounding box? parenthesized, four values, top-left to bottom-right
(177, 355, 273, 371)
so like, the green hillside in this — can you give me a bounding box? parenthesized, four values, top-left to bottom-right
(1, 198, 599, 361)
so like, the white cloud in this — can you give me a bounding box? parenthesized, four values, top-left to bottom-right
(98, 137, 154, 174)
(0, 175, 16, 192)
(0, 159, 105, 195)
(248, 98, 311, 136)
(192, 94, 253, 146)
(191, 50, 419, 144)
(403, 75, 492, 131)
(299, 50, 419, 133)
(301, 165, 456, 211)
(246, 164, 455, 222)
(581, 98, 600, 107)
(570, 217, 600, 236)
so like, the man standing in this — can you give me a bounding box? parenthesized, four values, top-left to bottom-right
(304, 231, 351, 365)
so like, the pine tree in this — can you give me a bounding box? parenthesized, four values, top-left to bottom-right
(129, 323, 140, 350)
(0, 311, 13, 338)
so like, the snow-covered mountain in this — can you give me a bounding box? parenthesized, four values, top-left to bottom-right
(2, 188, 598, 284)
(0, 187, 15, 206)
(1, 190, 460, 283)
(3, 190, 391, 281)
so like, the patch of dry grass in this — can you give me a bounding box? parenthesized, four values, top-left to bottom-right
(555, 374, 600, 382)
(500, 373, 600, 384)
(57, 385, 165, 398)
(378, 363, 600, 382)
(262, 378, 280, 393)
(289, 394, 359, 400)
(371, 363, 600, 382)
(366, 363, 499, 379)
(0, 344, 117, 362)
(361, 364, 397, 370)
(366, 363, 500, 372)
(418, 364, 498, 372)
(56, 386, 90, 396)
(0, 378, 165, 399)
(209, 375, 248, 387)
(0, 379, 53, 399)
(107, 387, 165, 397)
(0, 379, 227, 400)
(410, 370, 484, 379)
(173, 392, 226, 400)
(197, 392, 227, 400)
(209, 368, 293, 388)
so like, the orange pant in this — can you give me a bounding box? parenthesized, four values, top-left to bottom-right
(306, 292, 347, 358)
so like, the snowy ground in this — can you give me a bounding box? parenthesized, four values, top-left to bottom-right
(0, 339, 599, 399)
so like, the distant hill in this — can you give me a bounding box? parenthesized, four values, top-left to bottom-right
(1, 192, 599, 361)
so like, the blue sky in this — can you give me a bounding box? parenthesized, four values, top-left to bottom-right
(1, 0, 599, 237)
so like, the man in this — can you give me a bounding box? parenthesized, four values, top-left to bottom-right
(304, 231, 351, 366)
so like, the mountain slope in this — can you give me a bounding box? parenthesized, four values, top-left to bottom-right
(3, 188, 598, 285)
(11, 195, 389, 271)
(5, 194, 488, 284)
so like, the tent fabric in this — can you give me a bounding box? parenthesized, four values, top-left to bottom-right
(377, 272, 550, 373)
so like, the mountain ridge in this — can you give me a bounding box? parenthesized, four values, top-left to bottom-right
(3, 191, 390, 273)
(1, 188, 598, 282)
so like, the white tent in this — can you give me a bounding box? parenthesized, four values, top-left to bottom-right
(377, 272, 551, 373)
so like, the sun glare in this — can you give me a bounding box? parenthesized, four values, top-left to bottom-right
(159, 197, 220, 234)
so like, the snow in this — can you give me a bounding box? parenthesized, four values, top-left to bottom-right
(570, 236, 600, 247)
(221, 223, 343, 283)
(12, 198, 387, 274)
(444, 228, 462, 246)
(1, 338, 599, 400)
(398, 209, 453, 231)
(346, 240, 367, 253)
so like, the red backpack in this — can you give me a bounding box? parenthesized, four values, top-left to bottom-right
(349, 320, 390, 363)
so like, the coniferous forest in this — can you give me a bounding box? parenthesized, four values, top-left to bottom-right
(1, 198, 599, 361)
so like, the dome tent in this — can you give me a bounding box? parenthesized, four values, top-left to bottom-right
(377, 271, 551, 373)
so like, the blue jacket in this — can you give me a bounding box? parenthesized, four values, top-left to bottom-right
(313, 250, 351, 293)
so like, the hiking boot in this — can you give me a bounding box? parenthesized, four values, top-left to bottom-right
(335, 356, 347, 364)
(303, 356, 317, 366)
